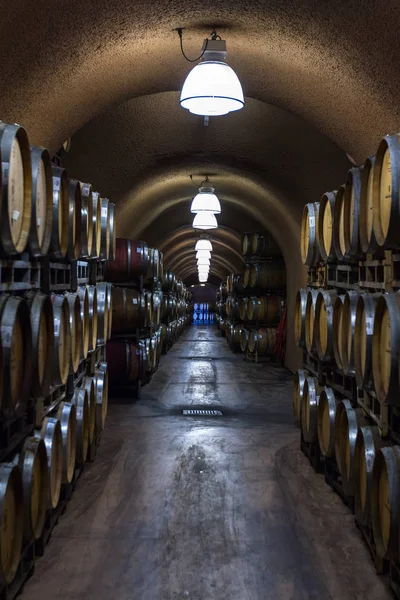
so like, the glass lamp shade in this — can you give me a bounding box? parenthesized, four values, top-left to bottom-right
(195, 239, 213, 251)
(192, 212, 218, 230)
(190, 187, 221, 214)
(197, 257, 211, 266)
(196, 250, 211, 259)
(180, 61, 244, 116)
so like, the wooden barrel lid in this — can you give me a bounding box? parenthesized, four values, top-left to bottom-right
(0, 464, 23, 583)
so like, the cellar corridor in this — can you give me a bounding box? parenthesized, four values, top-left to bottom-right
(22, 326, 389, 600)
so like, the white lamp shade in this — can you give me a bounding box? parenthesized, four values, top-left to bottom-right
(190, 187, 221, 214)
(199, 275, 208, 282)
(180, 61, 244, 116)
(196, 250, 211, 259)
(198, 267, 210, 275)
(193, 212, 218, 230)
(197, 257, 211, 266)
(195, 239, 213, 251)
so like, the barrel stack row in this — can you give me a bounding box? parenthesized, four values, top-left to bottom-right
(295, 131, 400, 592)
(0, 120, 114, 592)
(105, 238, 191, 392)
(216, 231, 285, 361)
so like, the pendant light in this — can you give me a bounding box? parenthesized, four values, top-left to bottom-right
(196, 250, 211, 259)
(197, 259, 210, 267)
(190, 181, 221, 214)
(193, 212, 218, 230)
(178, 29, 244, 117)
(195, 238, 213, 251)
(198, 267, 210, 275)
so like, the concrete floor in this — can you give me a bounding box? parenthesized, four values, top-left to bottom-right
(23, 325, 390, 600)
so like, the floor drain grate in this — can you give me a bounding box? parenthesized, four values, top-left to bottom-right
(182, 409, 223, 416)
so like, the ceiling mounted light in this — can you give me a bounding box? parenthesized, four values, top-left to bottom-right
(193, 212, 218, 230)
(190, 180, 221, 214)
(199, 275, 208, 282)
(196, 250, 211, 259)
(195, 238, 213, 251)
(198, 267, 210, 274)
(178, 29, 244, 117)
(197, 258, 211, 266)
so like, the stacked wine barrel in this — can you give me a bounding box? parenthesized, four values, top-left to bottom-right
(295, 131, 400, 587)
(218, 232, 285, 360)
(0, 120, 114, 592)
(106, 239, 191, 390)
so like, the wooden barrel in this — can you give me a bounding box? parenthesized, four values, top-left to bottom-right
(373, 134, 400, 248)
(99, 197, 110, 260)
(0, 123, 32, 256)
(111, 287, 146, 333)
(50, 166, 69, 259)
(240, 328, 249, 352)
(226, 275, 232, 295)
(65, 293, 81, 373)
(359, 156, 377, 253)
(68, 179, 82, 260)
(301, 376, 319, 443)
(372, 292, 400, 404)
(339, 406, 363, 496)
(305, 288, 319, 354)
(333, 185, 347, 261)
(354, 426, 385, 526)
(19, 436, 48, 541)
(91, 192, 102, 258)
(0, 295, 32, 418)
(87, 285, 98, 352)
(293, 369, 307, 427)
(371, 445, 400, 560)
(354, 293, 376, 389)
(95, 367, 108, 432)
(249, 263, 286, 290)
(247, 296, 281, 324)
(28, 292, 54, 397)
(28, 146, 53, 257)
(152, 293, 161, 326)
(109, 203, 116, 260)
(332, 294, 345, 370)
(250, 233, 281, 257)
(238, 298, 247, 321)
(294, 288, 307, 348)
(315, 289, 338, 362)
(82, 376, 96, 444)
(56, 402, 77, 484)
(105, 238, 149, 282)
(77, 286, 90, 359)
(333, 399, 353, 474)
(317, 191, 336, 262)
(40, 417, 63, 509)
(50, 294, 70, 386)
(248, 328, 276, 354)
(162, 269, 176, 292)
(0, 463, 24, 584)
(151, 335, 158, 371)
(230, 324, 242, 352)
(317, 387, 337, 457)
(301, 202, 320, 266)
(80, 182, 93, 258)
(96, 282, 109, 345)
(107, 283, 113, 340)
(343, 167, 362, 257)
(242, 234, 251, 256)
(341, 291, 360, 375)
(71, 388, 89, 464)
(243, 265, 251, 288)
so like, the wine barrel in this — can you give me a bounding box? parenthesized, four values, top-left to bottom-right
(332, 294, 345, 370)
(40, 417, 63, 509)
(305, 288, 319, 354)
(373, 134, 400, 248)
(231, 274, 245, 295)
(317, 387, 337, 457)
(107, 283, 113, 340)
(243, 265, 251, 288)
(372, 292, 400, 404)
(301, 202, 320, 266)
(226, 275, 232, 295)
(333, 185, 347, 261)
(111, 287, 146, 333)
(95, 367, 108, 432)
(65, 293, 81, 373)
(333, 399, 353, 474)
(371, 445, 400, 560)
(145, 338, 153, 373)
(341, 291, 360, 375)
(19, 436, 48, 541)
(249, 263, 286, 290)
(242, 234, 251, 256)
(49, 166, 69, 260)
(50, 294, 70, 386)
(0, 464, 24, 584)
(339, 406, 363, 496)
(139, 338, 149, 373)
(162, 269, 176, 292)
(80, 182, 93, 258)
(301, 376, 319, 443)
(0, 295, 32, 418)
(99, 197, 110, 260)
(87, 285, 98, 352)
(71, 388, 89, 464)
(96, 282, 109, 345)
(28, 292, 54, 397)
(354, 426, 385, 526)
(109, 203, 116, 260)
(151, 335, 158, 371)
(240, 328, 249, 352)
(230, 324, 242, 352)
(152, 292, 161, 326)
(293, 369, 307, 427)
(354, 293, 376, 389)
(314, 289, 338, 362)
(294, 288, 307, 348)
(56, 402, 77, 484)
(77, 286, 90, 359)
(91, 192, 102, 258)
(247, 296, 281, 324)
(28, 146, 53, 257)
(0, 123, 32, 256)
(248, 328, 276, 354)
(238, 297, 247, 321)
(359, 156, 377, 253)
(250, 233, 281, 257)
(68, 179, 82, 260)
(105, 238, 149, 282)
(82, 376, 96, 444)
(317, 191, 336, 262)
(343, 167, 362, 257)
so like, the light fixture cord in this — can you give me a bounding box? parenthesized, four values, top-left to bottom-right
(176, 28, 219, 63)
